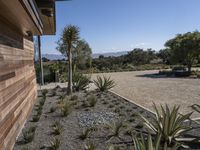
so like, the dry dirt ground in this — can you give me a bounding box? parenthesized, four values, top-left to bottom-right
(91, 70, 200, 119)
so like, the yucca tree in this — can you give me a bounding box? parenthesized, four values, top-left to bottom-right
(57, 25, 80, 94)
(140, 104, 192, 148)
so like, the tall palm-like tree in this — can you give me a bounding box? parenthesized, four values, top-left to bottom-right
(58, 25, 80, 94)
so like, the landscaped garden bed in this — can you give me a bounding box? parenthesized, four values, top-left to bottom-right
(14, 85, 200, 150)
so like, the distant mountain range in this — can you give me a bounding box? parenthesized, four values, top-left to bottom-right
(42, 51, 129, 60)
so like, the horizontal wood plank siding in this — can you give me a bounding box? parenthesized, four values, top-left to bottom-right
(0, 20, 37, 150)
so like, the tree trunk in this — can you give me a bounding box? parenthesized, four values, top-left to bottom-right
(68, 49, 73, 95)
(188, 64, 192, 74)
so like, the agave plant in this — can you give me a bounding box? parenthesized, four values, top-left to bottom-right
(84, 142, 96, 150)
(107, 121, 124, 141)
(79, 127, 96, 140)
(49, 137, 61, 150)
(93, 76, 115, 92)
(58, 101, 72, 117)
(133, 133, 161, 150)
(191, 104, 200, 114)
(72, 73, 90, 91)
(140, 103, 192, 148)
(51, 121, 63, 135)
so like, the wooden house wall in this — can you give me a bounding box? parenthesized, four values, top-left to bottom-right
(0, 18, 37, 150)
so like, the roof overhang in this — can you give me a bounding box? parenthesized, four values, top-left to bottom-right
(35, 0, 56, 35)
(0, 0, 43, 35)
(0, 0, 63, 36)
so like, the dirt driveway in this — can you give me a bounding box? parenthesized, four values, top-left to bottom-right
(92, 70, 200, 119)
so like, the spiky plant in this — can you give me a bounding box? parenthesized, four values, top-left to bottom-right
(58, 101, 72, 117)
(191, 104, 200, 114)
(51, 121, 63, 135)
(70, 95, 78, 101)
(93, 76, 115, 92)
(88, 94, 97, 107)
(140, 103, 192, 148)
(72, 73, 91, 91)
(22, 127, 36, 143)
(39, 98, 45, 106)
(31, 115, 40, 122)
(49, 138, 61, 150)
(107, 121, 124, 141)
(59, 94, 65, 101)
(132, 134, 161, 150)
(42, 89, 48, 97)
(49, 106, 56, 113)
(108, 145, 120, 150)
(84, 142, 96, 150)
(79, 128, 95, 140)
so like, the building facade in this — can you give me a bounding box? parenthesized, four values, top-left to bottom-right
(0, 1, 57, 149)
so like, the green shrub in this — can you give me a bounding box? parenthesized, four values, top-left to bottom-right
(133, 134, 161, 150)
(70, 95, 78, 101)
(140, 103, 192, 148)
(85, 142, 96, 150)
(49, 138, 61, 150)
(93, 76, 115, 92)
(32, 115, 40, 122)
(107, 121, 124, 141)
(72, 73, 90, 91)
(22, 127, 36, 143)
(39, 98, 45, 106)
(42, 89, 48, 97)
(108, 145, 120, 150)
(49, 106, 56, 113)
(87, 94, 97, 107)
(79, 128, 94, 140)
(58, 101, 72, 117)
(51, 121, 63, 135)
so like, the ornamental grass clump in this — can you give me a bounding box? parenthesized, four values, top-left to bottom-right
(79, 128, 95, 140)
(58, 101, 72, 117)
(140, 103, 192, 148)
(42, 89, 48, 97)
(84, 142, 96, 150)
(93, 76, 115, 92)
(22, 126, 36, 143)
(87, 94, 97, 107)
(72, 73, 90, 91)
(51, 121, 63, 135)
(49, 137, 61, 150)
(132, 134, 162, 150)
(107, 121, 124, 141)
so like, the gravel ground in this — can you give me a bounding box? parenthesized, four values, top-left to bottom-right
(91, 70, 200, 119)
(14, 88, 156, 150)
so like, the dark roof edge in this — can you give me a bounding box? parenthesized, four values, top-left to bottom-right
(20, 0, 43, 34)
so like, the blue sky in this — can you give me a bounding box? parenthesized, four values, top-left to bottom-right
(41, 0, 200, 54)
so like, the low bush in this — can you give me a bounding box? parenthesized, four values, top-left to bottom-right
(51, 121, 63, 135)
(107, 121, 124, 141)
(49, 138, 61, 150)
(93, 76, 116, 92)
(58, 101, 72, 117)
(72, 73, 91, 91)
(79, 128, 95, 140)
(140, 103, 192, 148)
(22, 126, 36, 143)
(87, 94, 97, 107)
(84, 142, 96, 150)
(42, 89, 48, 97)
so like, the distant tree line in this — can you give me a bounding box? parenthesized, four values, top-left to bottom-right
(35, 31, 200, 83)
